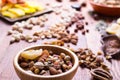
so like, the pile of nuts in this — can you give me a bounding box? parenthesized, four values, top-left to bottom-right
(19, 49, 73, 75)
(73, 48, 109, 70)
(66, 12, 89, 35)
(73, 48, 113, 80)
(8, 7, 88, 45)
(57, 32, 78, 45)
(43, 41, 110, 71)
(8, 15, 48, 43)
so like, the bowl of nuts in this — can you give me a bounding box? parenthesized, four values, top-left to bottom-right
(89, 0, 120, 16)
(13, 45, 79, 80)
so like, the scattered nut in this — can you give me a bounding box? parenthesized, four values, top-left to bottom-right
(8, 30, 13, 35)
(49, 67, 58, 75)
(20, 62, 28, 68)
(8, 7, 85, 45)
(106, 55, 112, 60)
(34, 68, 40, 74)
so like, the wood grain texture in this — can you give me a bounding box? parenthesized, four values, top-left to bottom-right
(0, 0, 120, 80)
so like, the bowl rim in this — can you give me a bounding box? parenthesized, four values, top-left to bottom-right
(13, 45, 79, 78)
(89, 0, 120, 9)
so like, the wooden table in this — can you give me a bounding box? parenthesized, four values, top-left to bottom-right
(0, 0, 120, 80)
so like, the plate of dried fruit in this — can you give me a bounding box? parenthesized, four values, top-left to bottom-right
(0, 1, 53, 22)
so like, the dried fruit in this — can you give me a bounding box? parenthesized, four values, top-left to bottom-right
(106, 23, 120, 34)
(38, 50, 49, 62)
(20, 49, 43, 60)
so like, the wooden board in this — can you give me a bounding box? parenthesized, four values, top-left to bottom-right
(0, 0, 120, 80)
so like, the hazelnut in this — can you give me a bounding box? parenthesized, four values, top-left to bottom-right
(29, 61, 34, 68)
(70, 39, 77, 45)
(49, 67, 58, 75)
(64, 55, 71, 61)
(95, 56, 104, 63)
(34, 68, 40, 74)
(60, 53, 66, 59)
(106, 55, 112, 60)
(62, 64, 67, 71)
(20, 62, 28, 68)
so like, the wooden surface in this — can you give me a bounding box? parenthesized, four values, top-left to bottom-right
(0, 0, 120, 80)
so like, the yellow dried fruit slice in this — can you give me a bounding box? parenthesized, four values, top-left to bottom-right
(14, 4, 32, 14)
(26, 1, 44, 11)
(29, 8, 36, 13)
(1, 3, 13, 11)
(21, 49, 43, 60)
(8, 8, 25, 16)
(36, 5, 44, 11)
(106, 23, 120, 34)
(1, 11, 17, 18)
(23, 7, 33, 13)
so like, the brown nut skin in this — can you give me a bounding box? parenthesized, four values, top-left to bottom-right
(64, 55, 71, 61)
(29, 61, 34, 68)
(49, 67, 59, 75)
(62, 64, 68, 71)
(70, 39, 77, 45)
(20, 62, 28, 68)
(95, 56, 104, 63)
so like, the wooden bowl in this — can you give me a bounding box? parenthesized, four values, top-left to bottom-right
(89, 0, 120, 16)
(13, 45, 79, 80)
